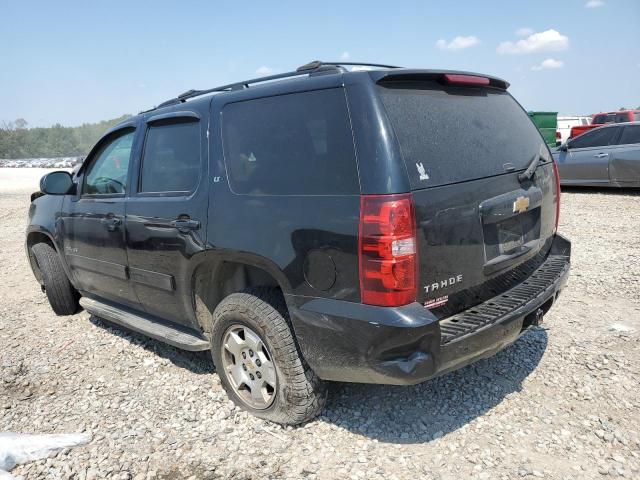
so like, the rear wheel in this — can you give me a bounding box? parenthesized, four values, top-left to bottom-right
(32, 242, 80, 316)
(210, 288, 327, 425)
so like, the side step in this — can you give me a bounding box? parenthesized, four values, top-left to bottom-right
(79, 297, 210, 351)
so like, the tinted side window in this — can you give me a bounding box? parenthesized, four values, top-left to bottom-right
(635, 113, 640, 121)
(222, 89, 358, 195)
(83, 130, 134, 195)
(140, 121, 200, 193)
(614, 113, 630, 123)
(570, 127, 617, 149)
(592, 114, 607, 124)
(619, 125, 640, 145)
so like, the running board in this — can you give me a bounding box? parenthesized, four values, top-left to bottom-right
(79, 297, 210, 351)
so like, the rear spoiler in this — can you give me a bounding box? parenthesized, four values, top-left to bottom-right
(370, 69, 510, 90)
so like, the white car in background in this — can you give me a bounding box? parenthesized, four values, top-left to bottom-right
(557, 116, 591, 144)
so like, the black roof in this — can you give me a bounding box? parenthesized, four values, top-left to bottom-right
(140, 60, 399, 113)
(139, 60, 510, 115)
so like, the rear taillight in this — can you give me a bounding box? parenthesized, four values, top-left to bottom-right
(359, 193, 418, 306)
(556, 131, 561, 140)
(552, 160, 561, 233)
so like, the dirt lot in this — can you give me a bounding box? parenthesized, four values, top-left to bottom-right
(1, 168, 639, 479)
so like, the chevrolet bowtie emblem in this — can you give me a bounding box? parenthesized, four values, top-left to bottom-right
(513, 196, 530, 214)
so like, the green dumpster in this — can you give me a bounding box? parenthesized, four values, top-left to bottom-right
(528, 111, 558, 147)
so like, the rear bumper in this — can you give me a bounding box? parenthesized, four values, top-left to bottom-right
(288, 234, 571, 385)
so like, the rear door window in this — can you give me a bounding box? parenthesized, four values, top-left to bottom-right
(593, 114, 615, 124)
(614, 112, 631, 123)
(618, 125, 640, 145)
(222, 89, 358, 195)
(377, 81, 545, 189)
(569, 127, 617, 149)
(139, 120, 200, 193)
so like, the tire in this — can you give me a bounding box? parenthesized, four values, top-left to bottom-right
(210, 287, 327, 425)
(32, 242, 80, 316)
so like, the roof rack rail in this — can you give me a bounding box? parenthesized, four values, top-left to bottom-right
(297, 60, 401, 71)
(146, 60, 400, 112)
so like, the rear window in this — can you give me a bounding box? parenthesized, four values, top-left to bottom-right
(619, 125, 640, 145)
(593, 114, 615, 124)
(222, 89, 359, 195)
(614, 112, 631, 123)
(378, 81, 545, 189)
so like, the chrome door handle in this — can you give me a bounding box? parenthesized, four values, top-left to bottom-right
(170, 218, 200, 233)
(594, 153, 609, 158)
(100, 216, 122, 231)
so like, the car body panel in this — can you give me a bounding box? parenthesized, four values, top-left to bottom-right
(609, 143, 640, 186)
(61, 195, 136, 305)
(206, 81, 362, 303)
(123, 104, 211, 328)
(555, 146, 611, 184)
(289, 234, 570, 384)
(554, 122, 640, 187)
(59, 125, 141, 308)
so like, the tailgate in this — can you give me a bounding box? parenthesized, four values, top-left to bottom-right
(377, 76, 559, 317)
(411, 167, 557, 317)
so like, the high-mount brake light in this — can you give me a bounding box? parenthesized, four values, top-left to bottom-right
(359, 194, 418, 306)
(443, 74, 490, 86)
(552, 159, 561, 233)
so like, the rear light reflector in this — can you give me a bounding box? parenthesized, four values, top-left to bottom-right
(552, 159, 561, 233)
(359, 193, 418, 306)
(443, 74, 490, 86)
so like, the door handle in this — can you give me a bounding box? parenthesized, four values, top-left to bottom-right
(170, 217, 200, 233)
(100, 215, 122, 231)
(594, 153, 609, 158)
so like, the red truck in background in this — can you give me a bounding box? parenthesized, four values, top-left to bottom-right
(569, 110, 640, 140)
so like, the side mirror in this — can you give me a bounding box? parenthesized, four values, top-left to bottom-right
(558, 143, 569, 152)
(40, 171, 74, 195)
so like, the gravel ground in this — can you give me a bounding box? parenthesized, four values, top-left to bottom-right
(1, 169, 639, 479)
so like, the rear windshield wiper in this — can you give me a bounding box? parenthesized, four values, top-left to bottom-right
(518, 152, 541, 183)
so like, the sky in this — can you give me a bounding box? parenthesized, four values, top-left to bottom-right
(1, 0, 638, 128)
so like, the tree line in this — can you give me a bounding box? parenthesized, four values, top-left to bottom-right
(0, 115, 131, 159)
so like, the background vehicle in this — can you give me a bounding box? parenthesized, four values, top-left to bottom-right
(26, 61, 570, 425)
(593, 110, 640, 124)
(557, 115, 591, 145)
(570, 110, 640, 139)
(553, 122, 640, 187)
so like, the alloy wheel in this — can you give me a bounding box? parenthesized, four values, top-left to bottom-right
(221, 324, 277, 409)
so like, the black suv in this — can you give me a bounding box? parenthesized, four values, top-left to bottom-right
(26, 61, 571, 425)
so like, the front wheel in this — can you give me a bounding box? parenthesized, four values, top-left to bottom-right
(31, 242, 80, 316)
(210, 288, 327, 425)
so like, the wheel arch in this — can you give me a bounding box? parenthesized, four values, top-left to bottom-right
(190, 251, 293, 334)
(26, 228, 59, 285)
